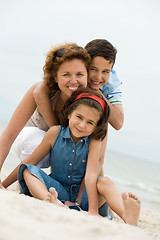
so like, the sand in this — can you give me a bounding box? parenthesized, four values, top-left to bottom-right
(0, 169, 160, 240)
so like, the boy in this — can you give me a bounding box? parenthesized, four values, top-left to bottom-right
(33, 39, 124, 169)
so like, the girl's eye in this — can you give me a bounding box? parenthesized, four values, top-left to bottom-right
(77, 73, 83, 76)
(88, 121, 94, 125)
(77, 115, 82, 119)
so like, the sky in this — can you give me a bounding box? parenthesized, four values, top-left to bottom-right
(0, 0, 160, 163)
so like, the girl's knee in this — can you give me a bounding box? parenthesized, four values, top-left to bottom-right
(97, 176, 113, 190)
(23, 168, 30, 179)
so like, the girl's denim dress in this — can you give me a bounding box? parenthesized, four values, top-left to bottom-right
(18, 125, 91, 210)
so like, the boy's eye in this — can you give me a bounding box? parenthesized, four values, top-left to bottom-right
(103, 70, 110, 74)
(90, 67, 97, 71)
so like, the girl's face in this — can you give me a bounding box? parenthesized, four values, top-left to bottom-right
(68, 104, 100, 143)
(88, 56, 113, 90)
(55, 59, 88, 100)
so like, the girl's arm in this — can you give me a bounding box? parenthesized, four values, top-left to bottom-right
(33, 81, 58, 127)
(2, 126, 60, 188)
(76, 138, 103, 204)
(0, 85, 37, 187)
(85, 138, 102, 216)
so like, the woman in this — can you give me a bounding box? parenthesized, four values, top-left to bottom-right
(0, 43, 90, 188)
(0, 39, 124, 187)
(31, 39, 124, 172)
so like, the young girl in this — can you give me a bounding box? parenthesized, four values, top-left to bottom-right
(32, 39, 124, 172)
(4, 88, 141, 224)
(29, 39, 124, 216)
(4, 88, 109, 213)
(33, 39, 123, 131)
(0, 43, 90, 188)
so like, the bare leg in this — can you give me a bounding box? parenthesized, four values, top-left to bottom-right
(23, 169, 64, 207)
(97, 177, 124, 216)
(48, 187, 65, 207)
(97, 177, 141, 225)
(98, 133, 108, 176)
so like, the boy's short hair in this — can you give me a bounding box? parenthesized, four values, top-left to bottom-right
(85, 39, 117, 66)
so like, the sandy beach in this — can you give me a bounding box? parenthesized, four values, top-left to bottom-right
(0, 169, 159, 240)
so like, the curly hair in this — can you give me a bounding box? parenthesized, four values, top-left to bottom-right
(43, 43, 91, 91)
(59, 87, 110, 141)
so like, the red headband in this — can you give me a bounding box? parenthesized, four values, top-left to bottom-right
(74, 93, 106, 111)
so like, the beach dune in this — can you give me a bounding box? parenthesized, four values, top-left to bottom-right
(0, 170, 160, 240)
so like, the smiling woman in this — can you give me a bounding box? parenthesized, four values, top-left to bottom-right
(0, 43, 91, 188)
(55, 59, 88, 99)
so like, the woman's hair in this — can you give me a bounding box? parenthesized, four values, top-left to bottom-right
(43, 43, 91, 91)
(85, 39, 117, 67)
(59, 87, 110, 141)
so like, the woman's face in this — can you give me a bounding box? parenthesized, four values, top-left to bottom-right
(55, 59, 88, 99)
(88, 56, 113, 90)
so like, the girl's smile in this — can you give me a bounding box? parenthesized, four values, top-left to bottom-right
(68, 104, 100, 144)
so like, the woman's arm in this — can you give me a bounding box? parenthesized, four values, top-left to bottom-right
(33, 81, 58, 127)
(85, 138, 102, 216)
(2, 126, 60, 188)
(75, 177, 85, 203)
(0, 85, 37, 185)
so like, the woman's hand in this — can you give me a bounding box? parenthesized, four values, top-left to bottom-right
(88, 209, 101, 217)
(0, 180, 6, 190)
(65, 201, 77, 206)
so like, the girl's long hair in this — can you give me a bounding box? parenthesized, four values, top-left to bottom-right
(59, 87, 110, 141)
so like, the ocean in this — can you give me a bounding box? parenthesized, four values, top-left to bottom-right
(0, 120, 160, 213)
(104, 151, 160, 212)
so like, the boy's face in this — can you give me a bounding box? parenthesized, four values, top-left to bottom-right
(88, 56, 113, 90)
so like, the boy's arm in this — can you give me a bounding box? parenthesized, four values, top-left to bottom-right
(107, 102, 124, 130)
(85, 138, 101, 216)
(98, 89, 124, 130)
(33, 81, 58, 127)
(101, 70, 124, 130)
(2, 126, 59, 188)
